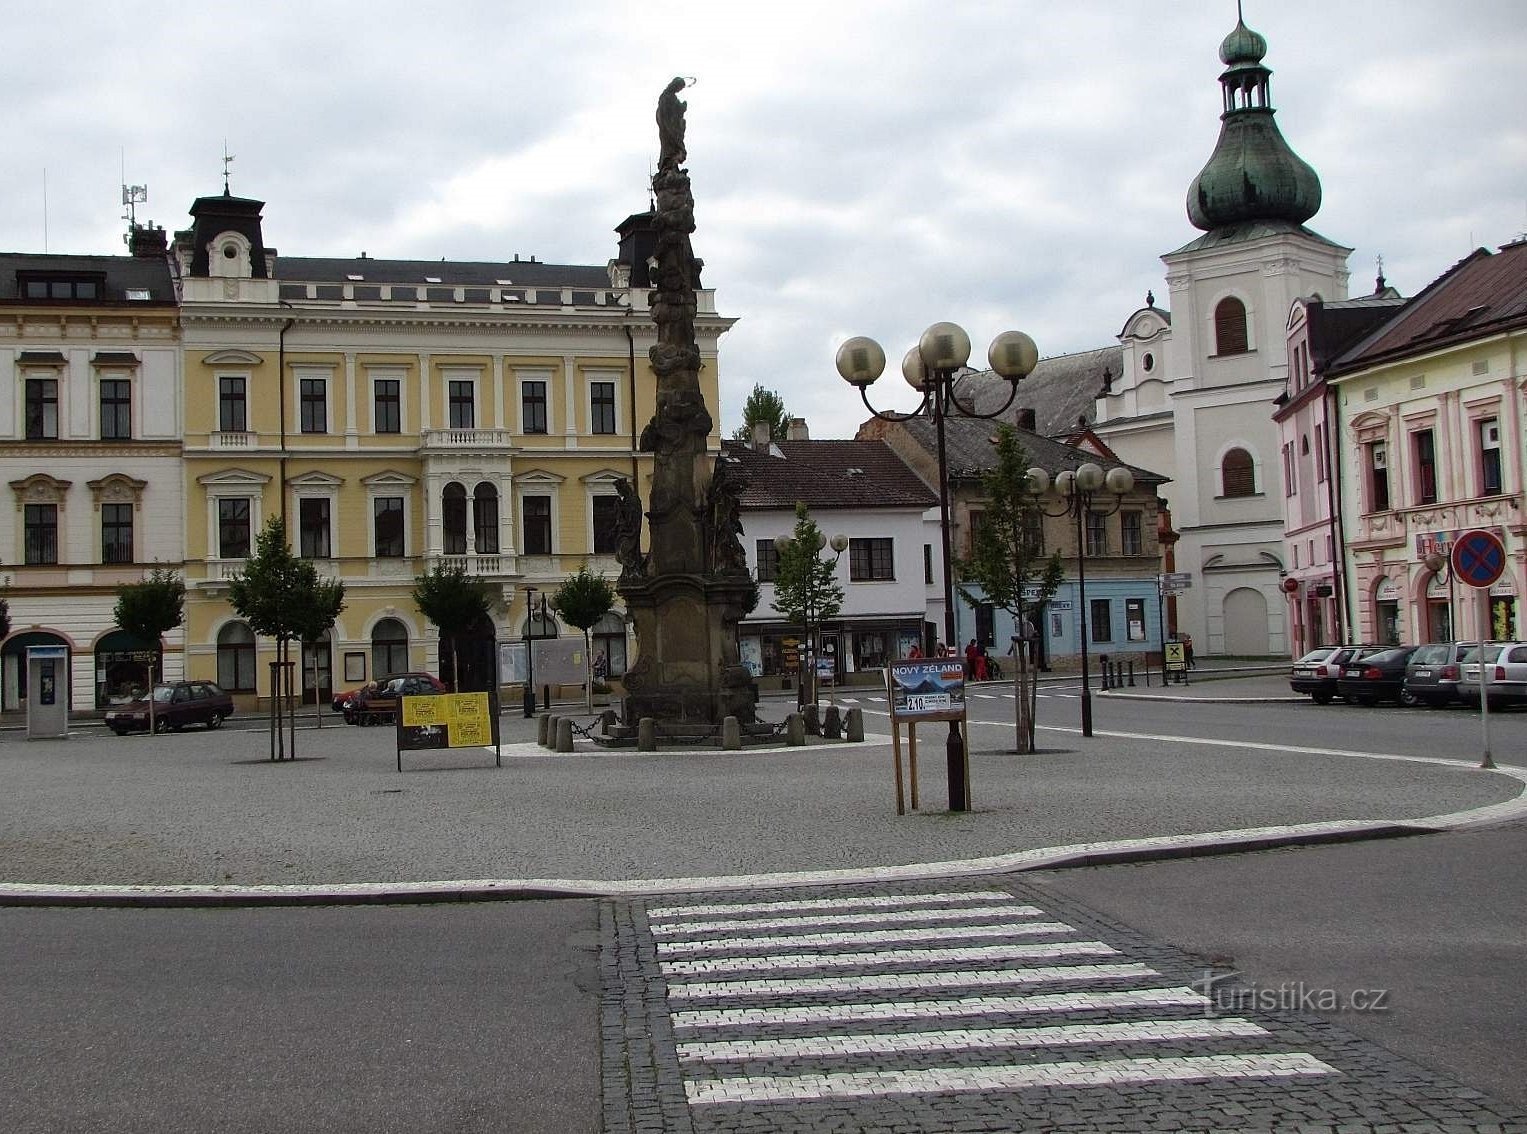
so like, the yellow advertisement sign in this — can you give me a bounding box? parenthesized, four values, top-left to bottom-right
(399, 692, 492, 749)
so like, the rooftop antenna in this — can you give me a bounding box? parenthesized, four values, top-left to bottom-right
(122, 183, 147, 228)
(42, 168, 49, 253)
(222, 142, 235, 195)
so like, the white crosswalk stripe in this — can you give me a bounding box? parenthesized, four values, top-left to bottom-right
(647, 888, 1338, 1111)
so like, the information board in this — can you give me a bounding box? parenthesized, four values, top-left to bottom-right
(396, 692, 499, 770)
(886, 659, 966, 722)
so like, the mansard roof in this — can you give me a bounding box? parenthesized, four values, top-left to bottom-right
(952, 344, 1124, 437)
(275, 255, 613, 289)
(0, 252, 176, 303)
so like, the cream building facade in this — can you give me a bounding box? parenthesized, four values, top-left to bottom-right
(174, 192, 729, 707)
(0, 230, 185, 712)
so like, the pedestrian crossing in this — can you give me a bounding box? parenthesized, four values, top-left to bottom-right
(643, 887, 1337, 1115)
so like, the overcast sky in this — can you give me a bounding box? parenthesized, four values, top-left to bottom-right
(5, 1, 1523, 438)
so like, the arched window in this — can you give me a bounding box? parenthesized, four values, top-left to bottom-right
(442, 482, 468, 555)
(524, 608, 559, 640)
(372, 618, 409, 678)
(591, 611, 628, 678)
(473, 482, 500, 554)
(1222, 448, 1256, 498)
(216, 622, 256, 692)
(1214, 297, 1249, 356)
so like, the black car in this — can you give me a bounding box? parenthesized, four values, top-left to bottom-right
(1290, 644, 1383, 704)
(105, 681, 234, 734)
(1335, 646, 1420, 706)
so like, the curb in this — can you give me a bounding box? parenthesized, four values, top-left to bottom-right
(0, 819, 1469, 910)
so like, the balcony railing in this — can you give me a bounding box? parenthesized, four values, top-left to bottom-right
(420, 428, 515, 450)
(432, 553, 510, 577)
(212, 431, 254, 449)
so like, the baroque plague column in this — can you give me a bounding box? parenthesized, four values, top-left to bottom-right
(616, 79, 756, 731)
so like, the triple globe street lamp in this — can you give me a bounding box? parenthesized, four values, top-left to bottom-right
(1026, 462, 1136, 738)
(837, 321, 1039, 812)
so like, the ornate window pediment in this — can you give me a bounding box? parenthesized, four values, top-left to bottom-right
(10, 473, 72, 504)
(197, 467, 272, 489)
(86, 473, 148, 508)
(202, 349, 264, 366)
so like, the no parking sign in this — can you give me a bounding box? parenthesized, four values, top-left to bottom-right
(1451, 529, 1506, 589)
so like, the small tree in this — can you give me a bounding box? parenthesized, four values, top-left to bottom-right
(552, 565, 618, 711)
(113, 567, 186, 733)
(0, 588, 10, 642)
(731, 383, 792, 442)
(771, 502, 845, 706)
(955, 425, 1064, 753)
(412, 562, 496, 688)
(229, 517, 345, 756)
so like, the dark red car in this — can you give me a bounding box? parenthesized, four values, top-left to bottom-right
(331, 672, 447, 713)
(105, 681, 234, 735)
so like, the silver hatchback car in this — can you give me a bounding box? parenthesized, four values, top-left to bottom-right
(1459, 642, 1527, 709)
(1403, 642, 1479, 707)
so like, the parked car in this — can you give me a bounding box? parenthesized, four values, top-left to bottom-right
(1289, 644, 1383, 704)
(331, 672, 447, 713)
(1459, 642, 1527, 709)
(1335, 645, 1421, 706)
(1403, 642, 1479, 707)
(105, 680, 234, 735)
(344, 673, 447, 725)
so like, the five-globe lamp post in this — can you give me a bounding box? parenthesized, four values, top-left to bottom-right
(773, 529, 850, 711)
(837, 321, 1039, 812)
(1025, 462, 1136, 738)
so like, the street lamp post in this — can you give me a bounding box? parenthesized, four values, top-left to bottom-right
(1026, 462, 1136, 738)
(774, 530, 849, 712)
(838, 322, 1038, 812)
(521, 587, 548, 718)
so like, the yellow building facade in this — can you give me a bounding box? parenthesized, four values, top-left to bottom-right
(173, 193, 730, 707)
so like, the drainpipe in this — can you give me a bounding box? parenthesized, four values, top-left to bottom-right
(278, 302, 295, 528)
(624, 322, 641, 486)
(1325, 381, 1350, 644)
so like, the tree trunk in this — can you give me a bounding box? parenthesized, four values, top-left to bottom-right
(1012, 642, 1033, 754)
(584, 629, 593, 712)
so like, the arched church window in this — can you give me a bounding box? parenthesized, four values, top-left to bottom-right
(1214, 297, 1249, 356)
(1222, 448, 1256, 498)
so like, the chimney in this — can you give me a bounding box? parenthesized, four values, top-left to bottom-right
(785, 417, 809, 441)
(128, 223, 167, 258)
(1017, 407, 1037, 432)
(750, 420, 770, 450)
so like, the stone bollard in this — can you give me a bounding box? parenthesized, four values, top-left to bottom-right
(785, 713, 806, 746)
(845, 706, 864, 742)
(555, 717, 574, 753)
(802, 703, 820, 735)
(537, 714, 551, 746)
(638, 717, 656, 751)
(721, 716, 741, 750)
(821, 705, 842, 739)
(599, 709, 616, 735)
(542, 715, 559, 748)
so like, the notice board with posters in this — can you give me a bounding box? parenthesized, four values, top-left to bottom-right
(395, 692, 500, 771)
(884, 659, 970, 814)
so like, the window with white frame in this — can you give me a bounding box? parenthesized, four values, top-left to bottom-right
(372, 373, 403, 434)
(443, 482, 469, 554)
(102, 503, 134, 564)
(24, 503, 58, 564)
(1120, 510, 1143, 557)
(591, 495, 619, 554)
(299, 376, 328, 434)
(25, 377, 58, 440)
(1367, 441, 1390, 512)
(522, 494, 553, 555)
(521, 379, 549, 434)
(1479, 417, 1503, 495)
(448, 378, 476, 430)
(373, 496, 406, 558)
(590, 379, 617, 435)
(218, 498, 252, 559)
(473, 483, 500, 554)
(99, 378, 132, 440)
(299, 498, 332, 559)
(219, 375, 248, 432)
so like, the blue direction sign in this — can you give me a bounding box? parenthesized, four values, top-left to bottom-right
(1451, 528, 1506, 589)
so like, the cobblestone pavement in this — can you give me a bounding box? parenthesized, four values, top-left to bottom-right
(603, 876, 1527, 1133)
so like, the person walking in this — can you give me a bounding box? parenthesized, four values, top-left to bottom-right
(1183, 633, 1196, 668)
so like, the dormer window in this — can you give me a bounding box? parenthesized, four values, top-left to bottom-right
(208, 232, 253, 279)
(18, 272, 105, 301)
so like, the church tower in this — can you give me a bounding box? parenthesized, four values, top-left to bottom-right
(1096, 13, 1352, 657)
